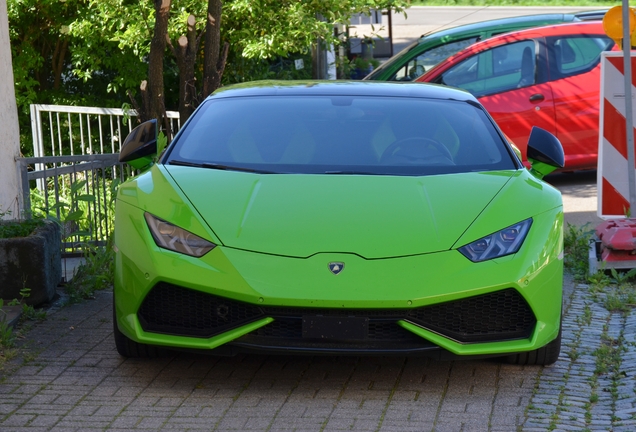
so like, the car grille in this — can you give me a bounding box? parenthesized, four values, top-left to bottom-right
(405, 288, 536, 343)
(137, 283, 536, 343)
(137, 282, 264, 338)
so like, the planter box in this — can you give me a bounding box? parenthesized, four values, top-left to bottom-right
(0, 220, 61, 306)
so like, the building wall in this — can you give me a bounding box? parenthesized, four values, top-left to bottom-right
(0, 0, 22, 220)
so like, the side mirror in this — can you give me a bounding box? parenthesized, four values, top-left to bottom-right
(526, 126, 564, 179)
(119, 119, 158, 170)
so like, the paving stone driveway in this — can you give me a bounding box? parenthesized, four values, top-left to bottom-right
(0, 273, 626, 432)
(0, 289, 539, 432)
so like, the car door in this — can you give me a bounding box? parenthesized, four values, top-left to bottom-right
(546, 35, 615, 170)
(427, 39, 556, 162)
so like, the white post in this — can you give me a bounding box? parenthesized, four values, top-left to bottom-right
(0, 0, 22, 220)
(623, 0, 636, 213)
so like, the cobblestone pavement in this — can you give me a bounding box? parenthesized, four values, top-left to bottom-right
(524, 277, 636, 432)
(0, 273, 625, 432)
(0, 288, 539, 432)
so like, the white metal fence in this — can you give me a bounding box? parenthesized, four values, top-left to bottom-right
(22, 104, 181, 255)
(30, 104, 180, 158)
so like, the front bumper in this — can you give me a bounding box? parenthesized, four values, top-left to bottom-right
(114, 200, 563, 357)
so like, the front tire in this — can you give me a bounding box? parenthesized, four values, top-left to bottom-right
(506, 324, 561, 366)
(113, 302, 166, 358)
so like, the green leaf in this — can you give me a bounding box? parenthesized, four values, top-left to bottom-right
(64, 210, 85, 222)
(49, 202, 69, 211)
(625, 268, 636, 279)
(76, 194, 96, 202)
(71, 180, 88, 195)
(157, 131, 167, 157)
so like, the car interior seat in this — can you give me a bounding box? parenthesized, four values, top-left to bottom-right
(227, 124, 262, 163)
(517, 46, 535, 88)
(279, 124, 316, 164)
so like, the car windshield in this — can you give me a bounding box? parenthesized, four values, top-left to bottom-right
(165, 95, 516, 176)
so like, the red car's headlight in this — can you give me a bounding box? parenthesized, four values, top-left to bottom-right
(144, 213, 216, 257)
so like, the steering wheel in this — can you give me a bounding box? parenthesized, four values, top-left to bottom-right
(380, 137, 454, 165)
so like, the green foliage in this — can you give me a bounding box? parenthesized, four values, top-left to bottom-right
(9, 0, 407, 134)
(34, 176, 118, 303)
(156, 131, 168, 160)
(7, 288, 47, 322)
(589, 269, 611, 289)
(8, 0, 130, 156)
(610, 267, 636, 287)
(0, 315, 16, 353)
(563, 223, 594, 281)
(30, 176, 118, 250)
(121, 102, 133, 126)
(594, 337, 623, 375)
(0, 287, 46, 372)
(340, 55, 381, 79)
(411, 0, 615, 5)
(222, 51, 313, 84)
(65, 0, 407, 90)
(602, 282, 636, 313)
(0, 219, 44, 239)
(64, 242, 115, 305)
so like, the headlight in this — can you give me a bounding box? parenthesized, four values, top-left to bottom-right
(458, 219, 532, 262)
(144, 213, 216, 257)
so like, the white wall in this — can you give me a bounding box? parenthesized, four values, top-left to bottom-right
(0, 0, 22, 220)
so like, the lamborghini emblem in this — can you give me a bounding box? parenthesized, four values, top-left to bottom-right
(328, 262, 344, 275)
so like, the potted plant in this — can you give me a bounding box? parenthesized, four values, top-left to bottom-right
(0, 214, 61, 306)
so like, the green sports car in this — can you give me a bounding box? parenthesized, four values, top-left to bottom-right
(113, 81, 564, 365)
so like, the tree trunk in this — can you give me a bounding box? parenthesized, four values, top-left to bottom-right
(168, 14, 200, 123)
(52, 39, 68, 90)
(145, 0, 171, 124)
(202, 0, 225, 98)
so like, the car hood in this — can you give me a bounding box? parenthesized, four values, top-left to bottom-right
(165, 167, 515, 259)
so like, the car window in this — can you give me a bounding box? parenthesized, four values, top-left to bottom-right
(547, 36, 613, 80)
(391, 37, 478, 81)
(440, 40, 537, 97)
(166, 96, 516, 176)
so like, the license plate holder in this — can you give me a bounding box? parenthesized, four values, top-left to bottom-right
(302, 315, 369, 340)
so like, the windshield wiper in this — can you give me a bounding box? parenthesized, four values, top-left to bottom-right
(323, 170, 380, 175)
(169, 159, 275, 174)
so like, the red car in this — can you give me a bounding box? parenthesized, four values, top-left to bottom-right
(416, 21, 616, 171)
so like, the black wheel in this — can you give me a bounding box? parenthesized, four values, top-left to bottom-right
(113, 301, 166, 358)
(506, 323, 561, 366)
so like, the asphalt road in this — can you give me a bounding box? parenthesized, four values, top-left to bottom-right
(548, 170, 603, 228)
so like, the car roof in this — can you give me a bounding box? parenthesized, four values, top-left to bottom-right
(463, 20, 607, 51)
(416, 10, 606, 43)
(417, 13, 575, 42)
(494, 20, 605, 39)
(209, 80, 479, 103)
(573, 9, 608, 21)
